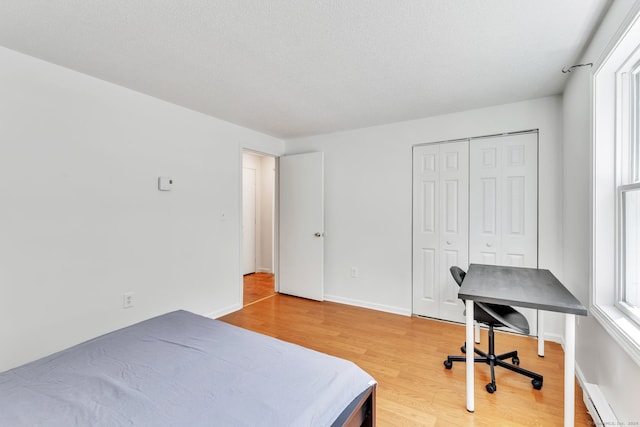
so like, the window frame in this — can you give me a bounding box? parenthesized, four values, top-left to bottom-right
(592, 2, 640, 367)
(634, 64, 640, 181)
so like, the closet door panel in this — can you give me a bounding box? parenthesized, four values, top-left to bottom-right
(469, 132, 538, 335)
(441, 248, 464, 314)
(470, 141, 503, 262)
(501, 134, 538, 267)
(420, 181, 437, 233)
(419, 248, 437, 301)
(470, 133, 537, 267)
(438, 141, 468, 322)
(413, 141, 468, 322)
(412, 144, 441, 316)
(481, 178, 497, 235)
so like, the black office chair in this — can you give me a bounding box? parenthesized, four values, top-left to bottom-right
(443, 266, 543, 393)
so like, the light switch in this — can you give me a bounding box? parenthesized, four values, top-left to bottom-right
(158, 177, 173, 191)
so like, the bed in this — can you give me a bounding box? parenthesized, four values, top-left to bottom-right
(0, 310, 376, 426)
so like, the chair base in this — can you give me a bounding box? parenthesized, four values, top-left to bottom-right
(443, 325, 543, 394)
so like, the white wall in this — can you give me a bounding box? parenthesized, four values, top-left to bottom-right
(242, 151, 275, 273)
(285, 97, 565, 338)
(258, 155, 276, 273)
(563, 0, 640, 422)
(0, 46, 283, 372)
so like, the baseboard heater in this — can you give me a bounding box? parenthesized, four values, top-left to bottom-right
(583, 382, 617, 426)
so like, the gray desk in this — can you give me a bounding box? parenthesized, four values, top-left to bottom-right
(458, 264, 587, 427)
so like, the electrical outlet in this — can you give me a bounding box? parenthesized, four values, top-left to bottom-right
(350, 267, 358, 278)
(123, 292, 134, 309)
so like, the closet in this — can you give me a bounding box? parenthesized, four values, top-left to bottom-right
(412, 131, 538, 335)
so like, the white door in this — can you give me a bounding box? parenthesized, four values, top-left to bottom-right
(279, 152, 324, 301)
(242, 167, 256, 275)
(413, 141, 468, 322)
(469, 132, 538, 334)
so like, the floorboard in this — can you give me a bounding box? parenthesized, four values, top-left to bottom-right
(243, 272, 275, 306)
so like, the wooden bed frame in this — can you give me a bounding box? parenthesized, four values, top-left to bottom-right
(340, 385, 376, 427)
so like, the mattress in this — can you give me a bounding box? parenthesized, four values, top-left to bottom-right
(0, 310, 376, 426)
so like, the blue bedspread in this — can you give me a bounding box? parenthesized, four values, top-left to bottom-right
(0, 310, 375, 426)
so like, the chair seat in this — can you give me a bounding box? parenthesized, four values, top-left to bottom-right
(475, 303, 530, 335)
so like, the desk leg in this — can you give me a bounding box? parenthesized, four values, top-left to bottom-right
(538, 310, 545, 357)
(466, 300, 474, 412)
(564, 314, 575, 427)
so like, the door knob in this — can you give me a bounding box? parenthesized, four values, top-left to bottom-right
(314, 232, 325, 237)
(486, 242, 493, 247)
(446, 240, 452, 245)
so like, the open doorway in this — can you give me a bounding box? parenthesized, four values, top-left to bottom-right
(242, 150, 276, 306)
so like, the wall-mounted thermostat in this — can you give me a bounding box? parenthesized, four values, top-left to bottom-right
(158, 177, 173, 191)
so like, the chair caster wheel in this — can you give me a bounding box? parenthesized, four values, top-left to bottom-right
(461, 345, 466, 354)
(512, 356, 520, 365)
(486, 383, 496, 393)
(444, 360, 453, 369)
(532, 379, 543, 390)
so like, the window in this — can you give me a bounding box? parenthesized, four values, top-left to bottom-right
(617, 56, 640, 327)
(620, 184, 640, 325)
(592, 4, 640, 365)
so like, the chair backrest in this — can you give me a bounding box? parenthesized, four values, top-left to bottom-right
(449, 265, 529, 335)
(450, 266, 466, 287)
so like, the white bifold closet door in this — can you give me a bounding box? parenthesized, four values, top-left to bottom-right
(412, 140, 469, 323)
(412, 131, 538, 335)
(469, 132, 538, 335)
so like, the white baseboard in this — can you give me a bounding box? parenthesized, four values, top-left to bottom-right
(205, 303, 242, 319)
(323, 294, 412, 316)
(542, 331, 564, 346)
(575, 365, 618, 426)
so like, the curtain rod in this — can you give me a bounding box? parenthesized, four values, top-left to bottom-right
(562, 63, 593, 73)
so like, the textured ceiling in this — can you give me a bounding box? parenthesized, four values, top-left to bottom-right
(0, 1, 610, 139)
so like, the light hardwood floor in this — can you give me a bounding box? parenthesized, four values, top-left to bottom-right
(220, 293, 594, 426)
(243, 273, 276, 306)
